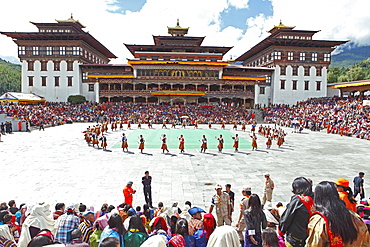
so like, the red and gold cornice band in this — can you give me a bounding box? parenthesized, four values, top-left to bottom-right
(128, 60, 229, 66)
(151, 91, 206, 96)
(88, 75, 134, 79)
(222, 76, 266, 81)
(224, 80, 258, 85)
(99, 79, 133, 84)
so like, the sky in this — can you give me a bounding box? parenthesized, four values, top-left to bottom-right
(0, 0, 369, 64)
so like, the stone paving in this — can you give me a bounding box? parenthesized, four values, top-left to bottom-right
(1, 123, 369, 223)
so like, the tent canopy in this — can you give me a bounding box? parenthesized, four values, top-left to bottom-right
(0, 92, 45, 104)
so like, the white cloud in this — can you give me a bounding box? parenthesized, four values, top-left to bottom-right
(1, 0, 369, 64)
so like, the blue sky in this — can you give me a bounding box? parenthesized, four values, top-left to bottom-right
(0, 0, 369, 64)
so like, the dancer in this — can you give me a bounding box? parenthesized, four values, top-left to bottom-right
(200, 135, 207, 153)
(241, 122, 246, 132)
(172, 120, 176, 129)
(250, 133, 258, 151)
(127, 119, 131, 130)
(266, 135, 272, 149)
(162, 119, 167, 129)
(148, 120, 152, 129)
(121, 133, 128, 152)
(138, 120, 142, 129)
(138, 135, 145, 153)
(161, 134, 169, 153)
(221, 120, 225, 130)
(233, 122, 237, 130)
(182, 120, 186, 129)
(178, 134, 185, 153)
(216, 135, 224, 153)
(208, 121, 212, 129)
(194, 120, 198, 129)
(232, 134, 239, 152)
(100, 134, 107, 151)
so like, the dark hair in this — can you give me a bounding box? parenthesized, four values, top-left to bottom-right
(246, 191, 252, 196)
(276, 202, 283, 207)
(101, 203, 108, 211)
(248, 194, 262, 216)
(0, 211, 8, 222)
(100, 237, 119, 247)
(136, 206, 141, 212)
(143, 204, 150, 220)
(314, 181, 358, 244)
(262, 228, 279, 247)
(185, 201, 192, 208)
(158, 202, 164, 208)
(107, 205, 115, 213)
(127, 210, 134, 217)
(128, 215, 147, 235)
(359, 172, 365, 176)
(2, 214, 12, 223)
(8, 200, 15, 207)
(71, 228, 82, 240)
(170, 216, 178, 234)
(225, 184, 231, 188)
(175, 218, 189, 236)
(145, 171, 149, 174)
(27, 230, 54, 247)
(55, 203, 65, 211)
(108, 213, 124, 236)
(292, 177, 313, 197)
(79, 203, 87, 213)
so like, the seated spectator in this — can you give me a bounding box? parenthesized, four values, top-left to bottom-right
(206, 225, 239, 247)
(149, 216, 171, 242)
(78, 211, 95, 244)
(54, 203, 65, 220)
(188, 207, 205, 235)
(27, 229, 56, 247)
(99, 213, 124, 247)
(100, 237, 119, 247)
(174, 218, 195, 247)
(141, 234, 166, 247)
(55, 205, 80, 244)
(8, 200, 18, 215)
(65, 229, 89, 247)
(89, 220, 105, 247)
(124, 215, 147, 246)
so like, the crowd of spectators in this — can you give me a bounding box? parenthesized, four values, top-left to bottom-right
(0, 102, 256, 128)
(262, 96, 370, 140)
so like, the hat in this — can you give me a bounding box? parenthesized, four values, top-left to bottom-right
(82, 211, 94, 217)
(188, 207, 206, 216)
(242, 186, 251, 192)
(127, 181, 133, 185)
(335, 178, 349, 187)
(214, 184, 222, 189)
(264, 173, 270, 177)
(66, 205, 75, 211)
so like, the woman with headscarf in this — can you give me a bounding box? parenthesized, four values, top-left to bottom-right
(18, 204, 58, 247)
(306, 181, 370, 246)
(334, 178, 357, 212)
(207, 225, 239, 247)
(149, 216, 171, 242)
(279, 177, 314, 247)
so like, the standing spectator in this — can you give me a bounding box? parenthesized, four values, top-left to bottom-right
(335, 178, 357, 212)
(244, 194, 267, 247)
(55, 205, 80, 244)
(123, 181, 136, 207)
(279, 177, 314, 247)
(224, 184, 235, 218)
(142, 171, 153, 208)
(188, 207, 205, 235)
(209, 184, 231, 226)
(65, 229, 89, 247)
(262, 173, 274, 207)
(79, 211, 95, 244)
(353, 172, 365, 200)
(306, 181, 370, 246)
(236, 186, 252, 246)
(54, 203, 65, 220)
(8, 200, 18, 215)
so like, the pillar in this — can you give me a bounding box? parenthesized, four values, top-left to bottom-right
(232, 85, 234, 91)
(195, 84, 198, 91)
(208, 83, 210, 92)
(145, 97, 148, 103)
(146, 83, 148, 91)
(133, 84, 135, 91)
(133, 96, 136, 103)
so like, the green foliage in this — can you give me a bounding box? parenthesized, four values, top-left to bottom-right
(68, 95, 86, 104)
(0, 58, 21, 95)
(327, 58, 370, 83)
(331, 46, 370, 68)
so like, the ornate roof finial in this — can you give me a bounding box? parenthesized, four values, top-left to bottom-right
(279, 20, 283, 26)
(71, 13, 74, 20)
(167, 19, 189, 36)
(177, 18, 180, 27)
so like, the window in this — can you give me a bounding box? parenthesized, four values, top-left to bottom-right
(60, 47, 65, 55)
(288, 52, 293, 60)
(292, 66, 298, 76)
(266, 76, 271, 84)
(260, 87, 265, 94)
(67, 77, 73, 87)
(280, 65, 286, 75)
(33, 47, 39, 55)
(152, 56, 159, 61)
(54, 61, 60, 71)
(274, 52, 281, 60)
(199, 57, 206, 61)
(72, 47, 80, 55)
(41, 61, 47, 71)
(280, 80, 285, 90)
(163, 56, 171, 61)
(67, 61, 73, 71)
(82, 72, 88, 80)
(54, 76, 60, 87)
(28, 61, 34, 71)
(41, 76, 47, 87)
(28, 76, 34, 86)
(89, 84, 94, 92)
(312, 53, 317, 61)
(316, 81, 321, 91)
(316, 67, 322, 76)
(304, 81, 309, 90)
(324, 54, 330, 62)
(304, 66, 310, 76)
(292, 80, 297, 90)
(19, 46, 26, 55)
(46, 47, 52, 55)
(300, 52, 305, 61)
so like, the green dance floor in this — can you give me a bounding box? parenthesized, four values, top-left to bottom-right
(112, 128, 252, 149)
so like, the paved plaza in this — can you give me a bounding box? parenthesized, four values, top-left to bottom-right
(1, 123, 369, 223)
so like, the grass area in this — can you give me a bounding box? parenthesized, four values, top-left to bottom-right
(112, 128, 252, 149)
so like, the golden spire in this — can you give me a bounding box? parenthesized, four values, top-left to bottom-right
(167, 19, 189, 36)
(268, 20, 295, 33)
(56, 14, 86, 28)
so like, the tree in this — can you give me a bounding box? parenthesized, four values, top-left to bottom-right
(68, 95, 86, 104)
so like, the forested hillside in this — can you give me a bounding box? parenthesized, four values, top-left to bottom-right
(0, 58, 21, 95)
(328, 58, 370, 83)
